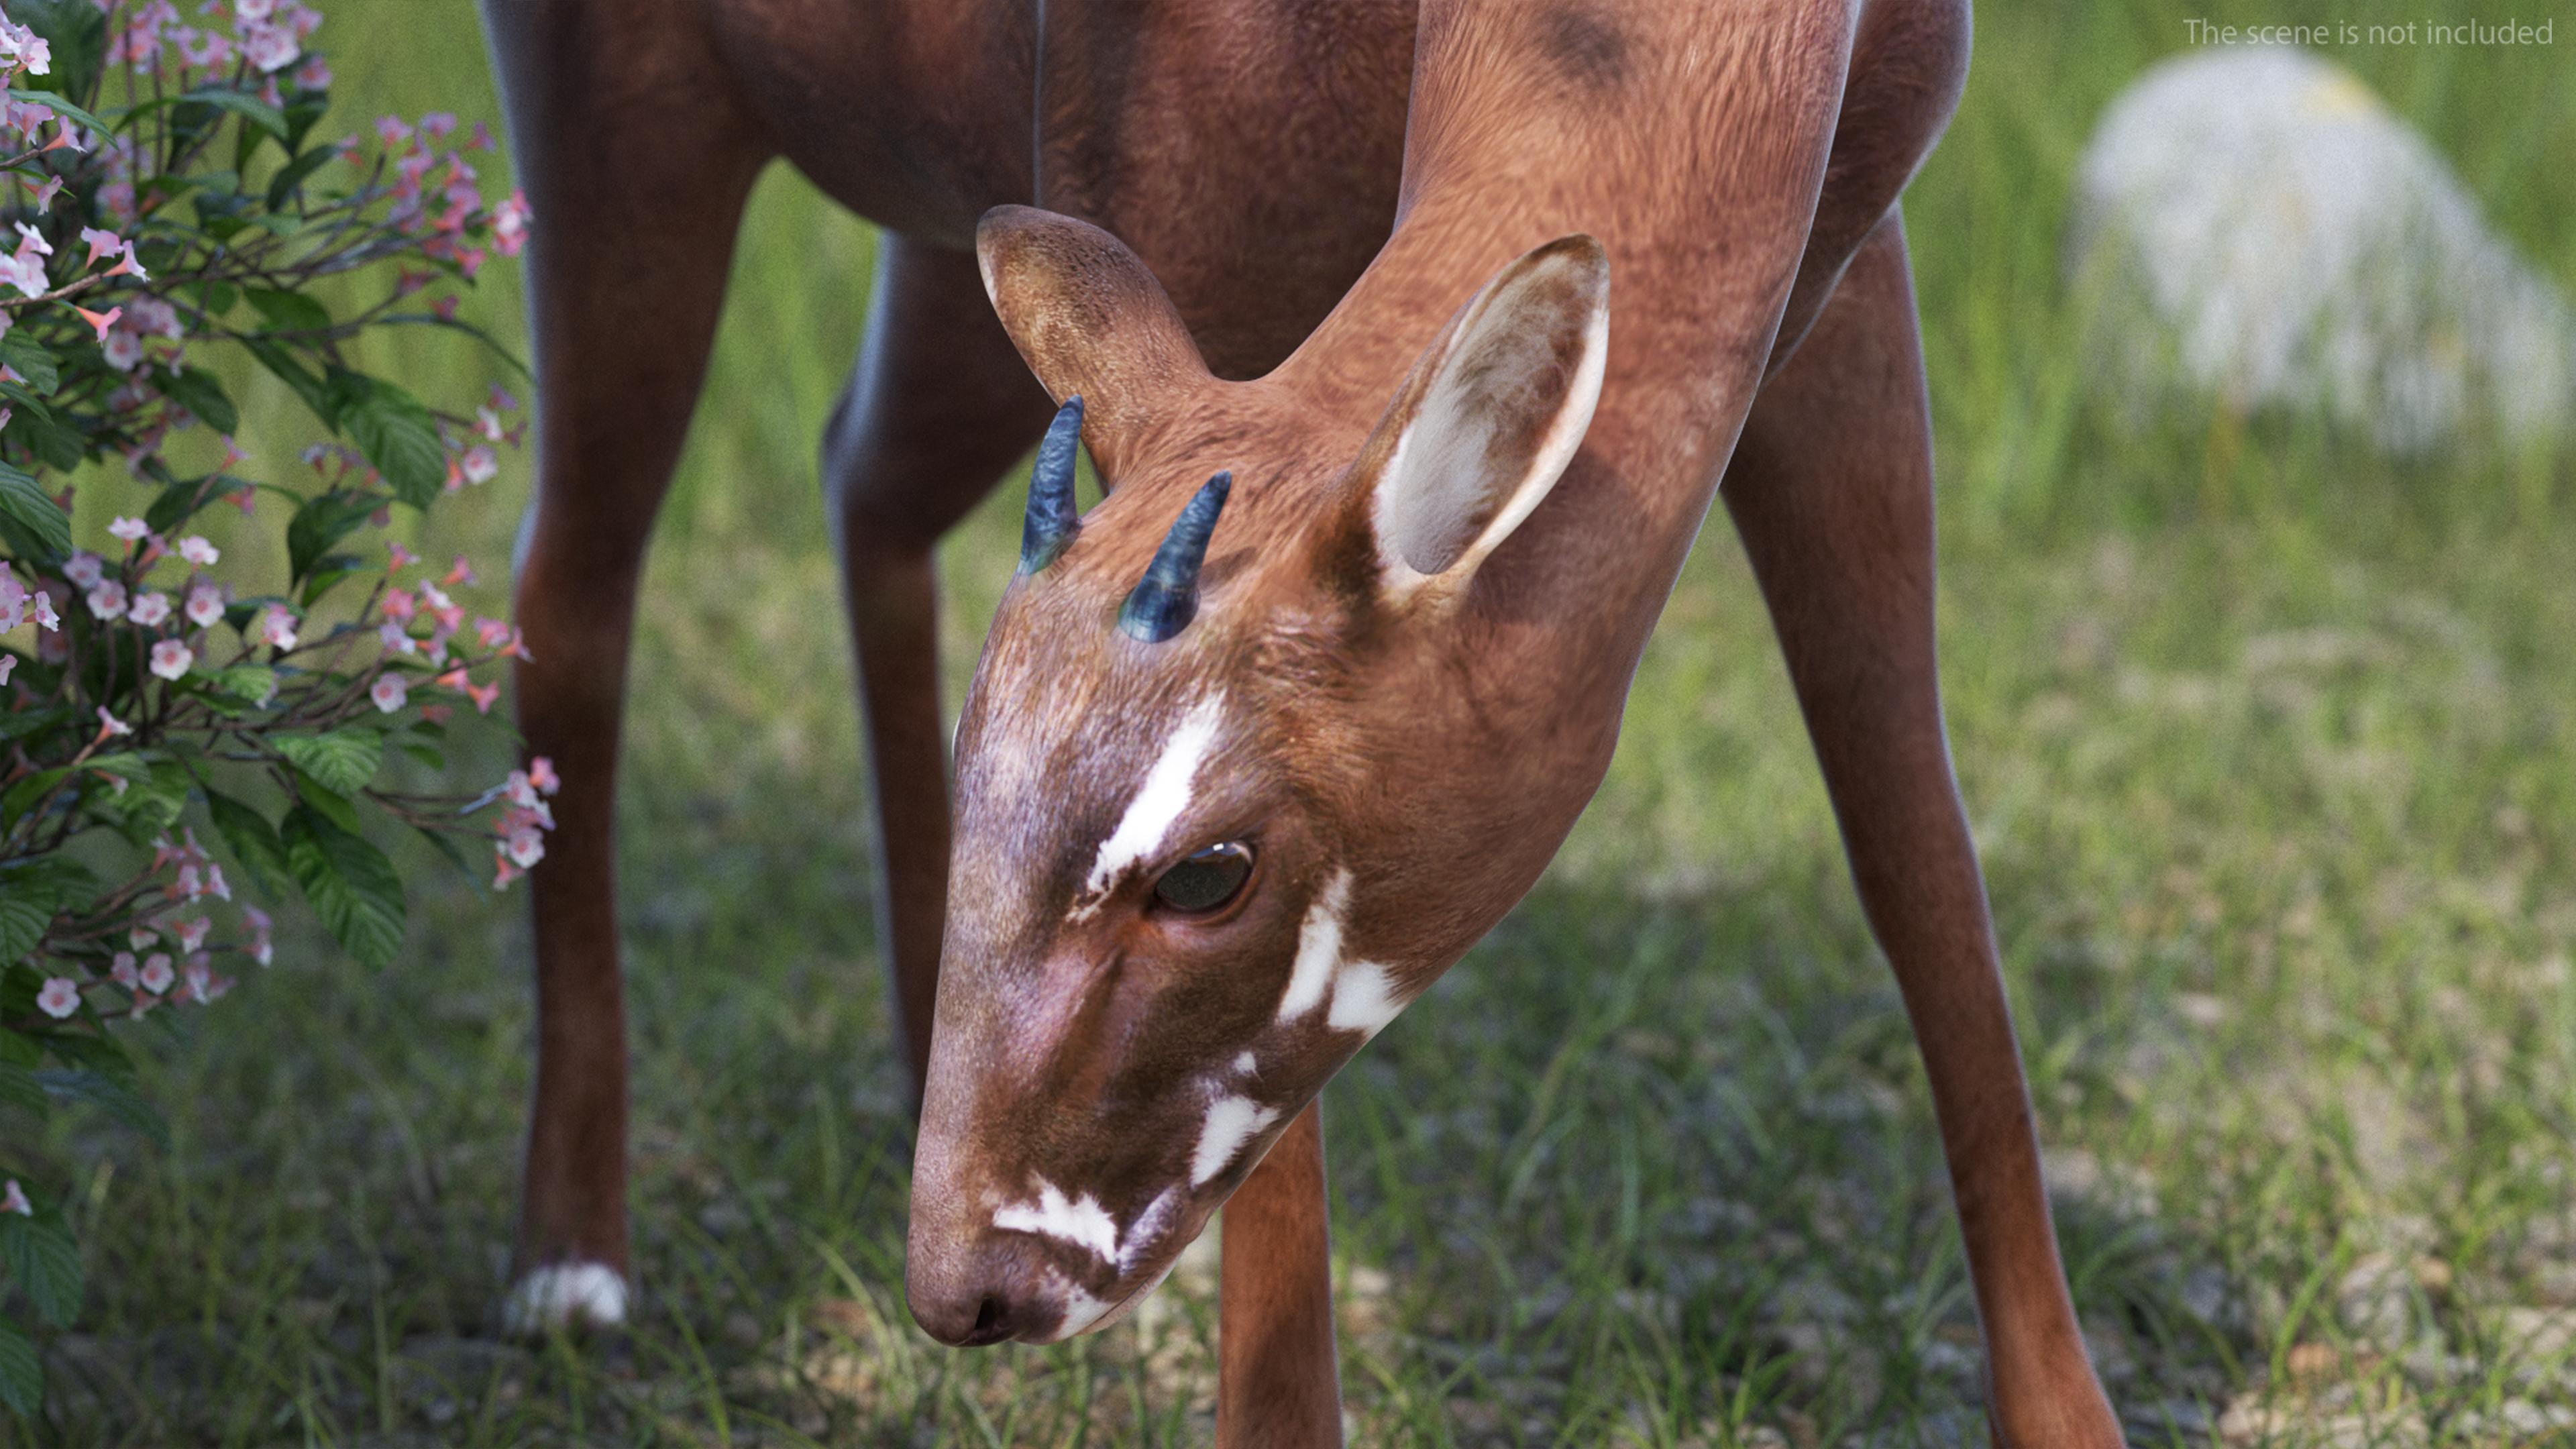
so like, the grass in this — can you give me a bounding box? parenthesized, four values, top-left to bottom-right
(4, 0, 2573, 1443)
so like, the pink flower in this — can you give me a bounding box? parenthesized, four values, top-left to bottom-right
(129, 926, 156, 951)
(256, 605, 297, 650)
(100, 328, 142, 372)
(111, 952, 139, 987)
(204, 863, 230, 901)
(381, 586, 416, 622)
(461, 445, 498, 484)
(465, 680, 500, 714)
(244, 906, 274, 966)
(0, 656, 13, 688)
(370, 672, 408, 712)
(62, 549, 104, 588)
(33, 591, 59, 631)
(1, 1179, 28, 1216)
(77, 225, 122, 266)
(126, 296, 180, 339)
(503, 769, 538, 808)
(386, 541, 419, 572)
(73, 304, 121, 342)
(184, 582, 225, 628)
(502, 826, 545, 869)
(236, 0, 278, 20)
(238, 19, 297, 71)
(106, 239, 148, 280)
(129, 590, 170, 627)
(11, 222, 49, 257)
(442, 556, 477, 587)
(176, 916, 211, 952)
(139, 953, 174, 994)
(36, 977, 79, 1018)
(108, 515, 150, 541)
(527, 756, 561, 794)
(176, 535, 218, 566)
(0, 250, 48, 299)
(150, 637, 193, 680)
(491, 189, 531, 257)
(378, 621, 417, 656)
(294, 54, 329, 89)
(87, 580, 129, 620)
(95, 706, 131, 738)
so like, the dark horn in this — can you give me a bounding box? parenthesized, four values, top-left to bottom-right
(1017, 396, 1085, 575)
(1118, 471, 1232, 642)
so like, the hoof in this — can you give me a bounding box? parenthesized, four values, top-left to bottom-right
(502, 1259, 629, 1336)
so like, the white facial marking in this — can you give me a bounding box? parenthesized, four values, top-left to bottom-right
(1234, 1051, 1257, 1075)
(1326, 959, 1407, 1036)
(1120, 1185, 1183, 1276)
(1277, 867, 1352, 1020)
(993, 1177, 1122, 1265)
(502, 1260, 628, 1334)
(1070, 692, 1228, 920)
(1056, 1281, 1112, 1337)
(1191, 1093, 1283, 1187)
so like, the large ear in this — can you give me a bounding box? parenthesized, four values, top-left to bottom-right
(1352, 234, 1609, 606)
(977, 206, 1216, 482)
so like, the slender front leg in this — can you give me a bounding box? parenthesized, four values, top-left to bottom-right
(1218, 1102, 1343, 1449)
(481, 0, 770, 1330)
(821, 235, 1059, 1104)
(1721, 213, 2124, 1448)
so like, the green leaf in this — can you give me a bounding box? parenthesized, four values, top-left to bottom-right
(244, 287, 333, 335)
(3, 402, 86, 472)
(0, 706, 67, 746)
(203, 789, 289, 898)
(241, 336, 335, 427)
(99, 759, 192, 842)
(0, 1209, 82, 1328)
(281, 806, 405, 969)
(0, 1030, 37, 1068)
(298, 553, 368, 608)
(413, 822, 473, 879)
(9, 88, 106, 141)
(180, 83, 289, 140)
(264, 144, 337, 211)
(0, 1059, 44, 1114)
(32, 1070, 168, 1150)
(0, 767, 73, 830)
(284, 490, 371, 582)
(0, 1310, 38, 1416)
(274, 731, 382, 798)
(0, 381, 54, 420)
(0, 856, 95, 965)
(0, 464, 70, 559)
(288, 767, 364, 835)
(331, 371, 445, 508)
(208, 666, 276, 708)
(156, 368, 239, 435)
(397, 741, 446, 771)
(0, 331, 58, 396)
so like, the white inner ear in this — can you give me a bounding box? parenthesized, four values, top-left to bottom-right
(1372, 256, 1609, 588)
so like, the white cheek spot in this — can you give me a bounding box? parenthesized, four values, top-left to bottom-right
(1326, 959, 1407, 1037)
(502, 1260, 628, 1335)
(1120, 1186, 1183, 1276)
(993, 1177, 1122, 1265)
(1070, 692, 1228, 921)
(1234, 1051, 1257, 1075)
(1276, 867, 1352, 1020)
(1191, 1093, 1282, 1187)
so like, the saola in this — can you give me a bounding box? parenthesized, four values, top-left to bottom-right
(481, 0, 2127, 1442)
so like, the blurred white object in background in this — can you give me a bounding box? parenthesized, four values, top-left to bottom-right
(2068, 45, 2573, 453)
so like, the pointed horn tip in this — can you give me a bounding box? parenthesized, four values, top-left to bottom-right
(1116, 469, 1235, 643)
(1017, 396, 1089, 576)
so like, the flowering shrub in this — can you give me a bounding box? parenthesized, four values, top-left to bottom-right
(0, 0, 545, 1412)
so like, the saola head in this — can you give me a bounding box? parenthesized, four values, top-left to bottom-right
(906, 207, 1610, 1346)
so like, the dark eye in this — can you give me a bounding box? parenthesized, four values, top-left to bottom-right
(1153, 843, 1254, 914)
